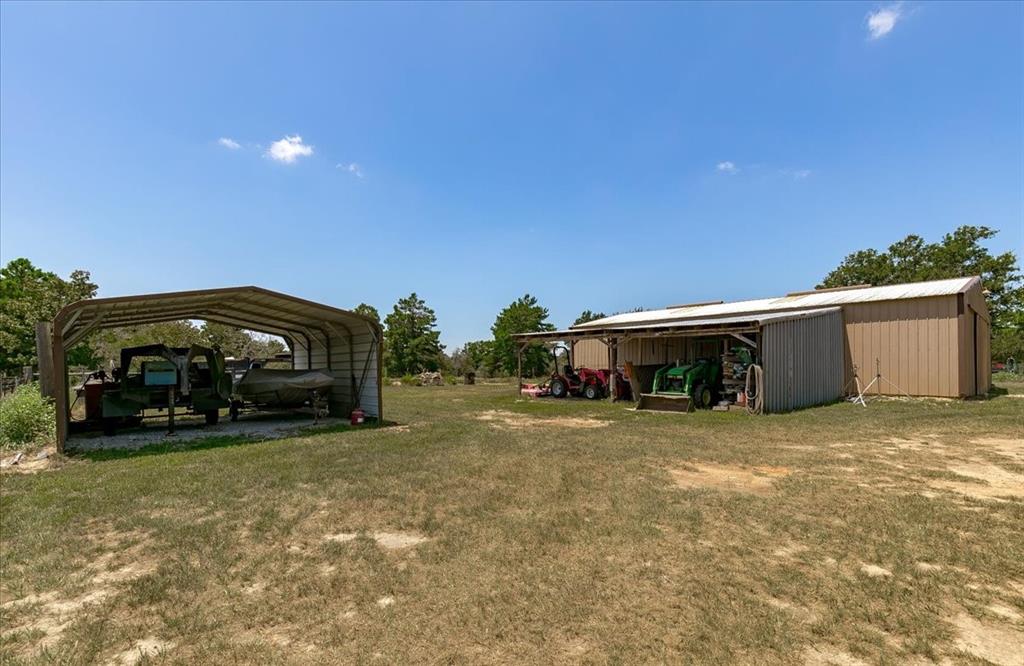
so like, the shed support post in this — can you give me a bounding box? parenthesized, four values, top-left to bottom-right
(516, 344, 523, 396)
(608, 337, 618, 402)
(36, 322, 55, 398)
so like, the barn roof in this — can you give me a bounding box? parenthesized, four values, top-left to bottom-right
(571, 276, 980, 332)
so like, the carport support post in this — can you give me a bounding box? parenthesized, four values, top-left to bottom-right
(608, 337, 618, 402)
(516, 344, 523, 395)
(52, 330, 68, 454)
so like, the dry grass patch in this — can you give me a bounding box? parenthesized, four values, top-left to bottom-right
(475, 409, 608, 429)
(951, 611, 1024, 666)
(669, 462, 790, 495)
(929, 462, 1024, 501)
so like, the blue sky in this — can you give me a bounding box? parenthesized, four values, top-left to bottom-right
(2, 2, 1021, 348)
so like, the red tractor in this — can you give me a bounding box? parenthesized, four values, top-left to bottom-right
(548, 344, 630, 400)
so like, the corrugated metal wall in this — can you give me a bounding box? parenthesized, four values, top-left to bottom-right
(843, 295, 961, 397)
(573, 337, 719, 369)
(762, 310, 844, 412)
(291, 326, 380, 417)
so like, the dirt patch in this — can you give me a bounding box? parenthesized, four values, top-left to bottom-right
(475, 410, 608, 430)
(0, 446, 64, 474)
(952, 612, 1024, 666)
(323, 531, 428, 550)
(668, 463, 790, 495)
(377, 595, 395, 608)
(802, 645, 869, 665)
(914, 562, 942, 573)
(112, 637, 175, 665)
(929, 462, 1024, 501)
(972, 437, 1024, 461)
(764, 595, 819, 624)
(859, 563, 892, 578)
(1, 536, 156, 652)
(372, 531, 428, 549)
(987, 602, 1022, 622)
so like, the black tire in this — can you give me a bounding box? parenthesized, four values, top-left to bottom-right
(102, 418, 117, 436)
(205, 410, 220, 425)
(229, 402, 240, 422)
(550, 378, 568, 398)
(583, 383, 602, 400)
(693, 383, 713, 409)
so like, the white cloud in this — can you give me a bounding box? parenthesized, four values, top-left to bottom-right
(266, 135, 314, 164)
(337, 162, 364, 178)
(217, 137, 241, 150)
(867, 4, 903, 40)
(782, 168, 812, 180)
(716, 161, 738, 174)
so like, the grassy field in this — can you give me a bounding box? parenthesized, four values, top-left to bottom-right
(1, 382, 1022, 664)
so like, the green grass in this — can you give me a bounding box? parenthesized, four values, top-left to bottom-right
(2, 382, 1023, 664)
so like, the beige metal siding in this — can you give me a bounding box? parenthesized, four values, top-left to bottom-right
(762, 309, 844, 412)
(843, 295, 960, 398)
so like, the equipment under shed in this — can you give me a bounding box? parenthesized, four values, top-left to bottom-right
(36, 286, 383, 452)
(516, 276, 991, 412)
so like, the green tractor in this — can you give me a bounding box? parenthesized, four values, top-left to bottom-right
(651, 358, 722, 409)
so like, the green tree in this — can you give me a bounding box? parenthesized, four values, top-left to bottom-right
(450, 340, 493, 376)
(0, 258, 98, 370)
(489, 294, 554, 377)
(352, 303, 381, 323)
(383, 293, 444, 375)
(572, 310, 606, 326)
(820, 226, 1023, 365)
(89, 321, 202, 368)
(820, 226, 1022, 330)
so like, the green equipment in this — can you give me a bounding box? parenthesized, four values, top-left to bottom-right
(98, 344, 232, 435)
(651, 358, 724, 409)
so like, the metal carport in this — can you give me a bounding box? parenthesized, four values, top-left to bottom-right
(37, 286, 383, 451)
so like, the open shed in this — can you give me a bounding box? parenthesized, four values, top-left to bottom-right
(37, 286, 383, 451)
(514, 307, 845, 413)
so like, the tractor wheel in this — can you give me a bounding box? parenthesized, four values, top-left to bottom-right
(205, 410, 220, 425)
(583, 383, 602, 400)
(550, 378, 569, 398)
(693, 383, 714, 409)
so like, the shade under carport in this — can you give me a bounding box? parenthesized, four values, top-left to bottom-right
(41, 286, 383, 451)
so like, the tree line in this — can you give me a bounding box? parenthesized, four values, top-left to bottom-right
(1, 225, 1020, 377)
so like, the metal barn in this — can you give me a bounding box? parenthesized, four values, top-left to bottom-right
(517, 276, 991, 411)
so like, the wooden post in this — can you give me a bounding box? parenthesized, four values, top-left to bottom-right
(36, 322, 55, 398)
(608, 337, 618, 402)
(516, 344, 523, 395)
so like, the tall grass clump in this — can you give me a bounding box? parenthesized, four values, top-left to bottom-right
(0, 382, 55, 450)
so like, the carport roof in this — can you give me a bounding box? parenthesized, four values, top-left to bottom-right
(53, 286, 380, 347)
(513, 307, 841, 341)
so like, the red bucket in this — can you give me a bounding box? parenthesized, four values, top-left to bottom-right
(350, 408, 365, 425)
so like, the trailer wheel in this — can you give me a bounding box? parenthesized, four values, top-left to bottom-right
(583, 383, 602, 400)
(550, 378, 568, 398)
(102, 418, 117, 436)
(205, 410, 220, 425)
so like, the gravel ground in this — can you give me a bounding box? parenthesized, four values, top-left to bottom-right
(66, 413, 346, 452)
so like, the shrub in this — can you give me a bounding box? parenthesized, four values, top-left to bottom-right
(400, 374, 418, 386)
(0, 382, 55, 450)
